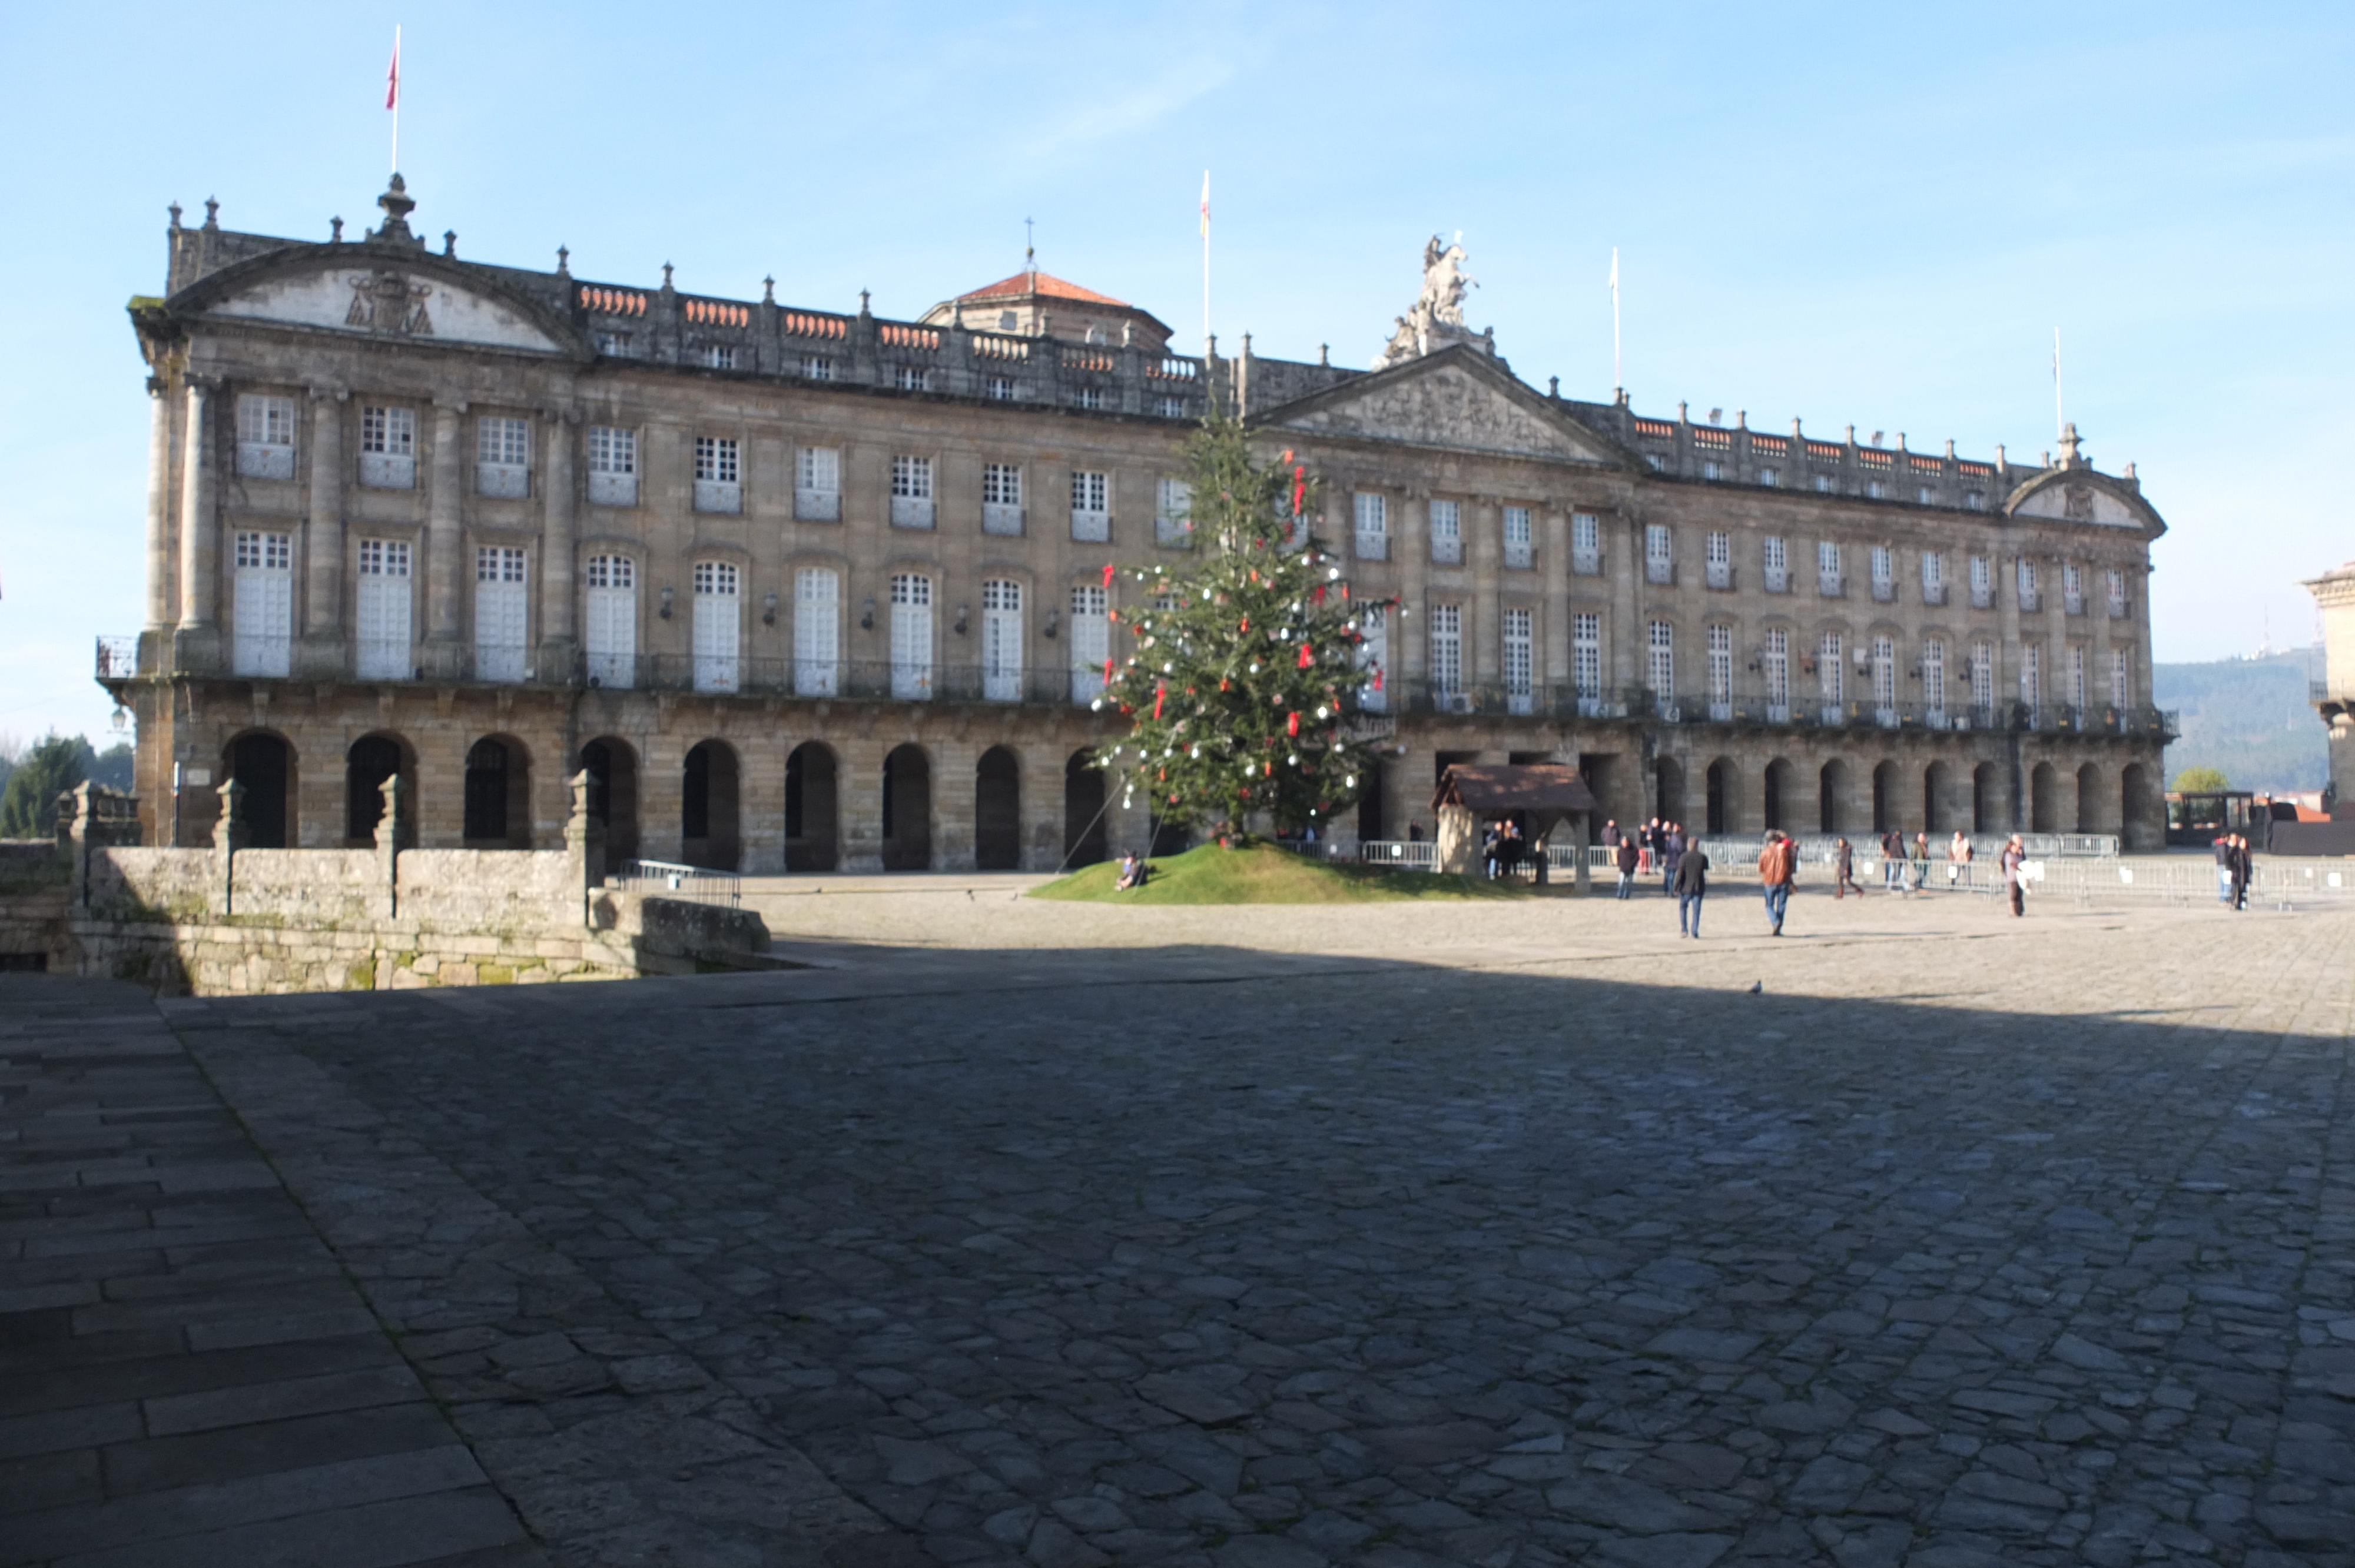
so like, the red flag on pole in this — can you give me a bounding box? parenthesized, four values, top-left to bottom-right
(386, 30, 400, 108)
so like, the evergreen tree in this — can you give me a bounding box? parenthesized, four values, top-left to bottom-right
(1096, 418, 1377, 839)
(0, 734, 91, 838)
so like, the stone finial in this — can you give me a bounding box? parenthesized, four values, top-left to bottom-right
(950, 299, 964, 328)
(858, 289, 872, 317)
(443, 230, 457, 257)
(1792, 417, 1803, 436)
(1548, 376, 1558, 397)
(2124, 461, 2137, 481)
(1678, 401, 1689, 423)
(1846, 424, 1856, 444)
(374, 174, 416, 242)
(762, 274, 775, 303)
(330, 216, 344, 243)
(217, 778, 246, 851)
(1122, 320, 1134, 348)
(168, 201, 183, 230)
(2058, 421, 2087, 469)
(203, 197, 220, 230)
(1241, 333, 1253, 358)
(1322, 344, 1332, 367)
(1946, 438, 1956, 457)
(1996, 443, 2007, 467)
(1898, 432, 1908, 451)
(556, 245, 570, 276)
(1737, 410, 1747, 430)
(661, 262, 675, 291)
(375, 772, 404, 851)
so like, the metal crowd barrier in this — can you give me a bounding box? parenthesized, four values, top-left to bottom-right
(613, 858, 744, 909)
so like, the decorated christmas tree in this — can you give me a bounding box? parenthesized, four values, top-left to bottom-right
(1094, 417, 1378, 841)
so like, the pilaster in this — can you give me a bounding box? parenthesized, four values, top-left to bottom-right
(422, 398, 467, 676)
(297, 386, 349, 676)
(539, 403, 579, 675)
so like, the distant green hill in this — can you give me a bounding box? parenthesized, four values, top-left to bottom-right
(2153, 649, 2327, 794)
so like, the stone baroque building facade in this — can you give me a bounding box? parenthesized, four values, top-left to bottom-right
(102, 178, 2175, 870)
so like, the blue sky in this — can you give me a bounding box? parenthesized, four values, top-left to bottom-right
(3, 1, 2349, 745)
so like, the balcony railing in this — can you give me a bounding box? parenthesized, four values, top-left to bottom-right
(1504, 540, 1533, 570)
(1763, 565, 1789, 594)
(1645, 557, 1674, 586)
(2064, 591, 2085, 615)
(1870, 578, 1895, 602)
(1922, 582, 1946, 606)
(1705, 560, 1733, 590)
(1571, 549, 1601, 576)
(1971, 586, 1994, 609)
(1818, 572, 1844, 597)
(1431, 534, 1463, 566)
(796, 487, 840, 521)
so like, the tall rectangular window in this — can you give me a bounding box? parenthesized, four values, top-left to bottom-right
(235, 394, 297, 479)
(1706, 530, 1731, 589)
(474, 545, 528, 683)
(1355, 493, 1388, 560)
(1763, 535, 1789, 593)
(1817, 540, 1843, 594)
(1923, 639, 1946, 716)
(795, 446, 841, 520)
(588, 426, 638, 507)
(1971, 554, 1993, 608)
(2017, 557, 2040, 610)
(1502, 506, 1533, 570)
(694, 436, 741, 514)
(231, 531, 292, 676)
(891, 456, 935, 529)
(1706, 623, 1732, 706)
(1819, 632, 1843, 707)
(981, 579, 1023, 702)
(2021, 643, 2042, 714)
(477, 416, 530, 499)
(1644, 524, 1672, 584)
(1922, 550, 1945, 603)
(1356, 603, 1389, 712)
(2063, 562, 2085, 613)
(794, 567, 840, 697)
(2111, 647, 2130, 707)
(2107, 567, 2128, 614)
(1971, 641, 1994, 713)
(890, 573, 934, 698)
(358, 405, 416, 489)
(2067, 644, 2087, 709)
(1502, 607, 1533, 712)
(692, 560, 739, 692)
(1429, 499, 1462, 565)
(585, 554, 636, 689)
(1571, 512, 1600, 574)
(1428, 603, 1462, 696)
(1872, 634, 1897, 715)
(1870, 545, 1894, 600)
(355, 539, 412, 679)
(1646, 619, 1674, 699)
(1763, 627, 1789, 709)
(1071, 470, 1110, 542)
(1157, 477, 1193, 547)
(983, 463, 1024, 536)
(1573, 613, 1602, 700)
(1070, 584, 1110, 703)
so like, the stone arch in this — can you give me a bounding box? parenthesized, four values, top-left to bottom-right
(463, 734, 533, 848)
(1763, 758, 1794, 833)
(682, 739, 741, 871)
(1872, 759, 1900, 834)
(882, 744, 933, 871)
(1063, 750, 1109, 868)
(1704, 757, 1733, 835)
(1923, 760, 1949, 835)
(2122, 763, 2152, 849)
(345, 732, 415, 848)
(1972, 762, 1999, 834)
(786, 742, 839, 872)
(975, 746, 1022, 870)
(1354, 753, 1387, 844)
(2076, 763, 2104, 833)
(1819, 758, 1849, 833)
(2030, 760, 2059, 833)
(1654, 755, 1686, 824)
(578, 737, 641, 865)
(223, 729, 294, 849)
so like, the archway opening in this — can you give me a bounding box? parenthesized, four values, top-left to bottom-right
(786, 742, 839, 872)
(1063, 750, 1108, 868)
(682, 740, 741, 871)
(1972, 762, 1998, 834)
(1819, 759, 1849, 833)
(2031, 762, 2059, 833)
(2122, 764, 2150, 847)
(2076, 763, 2103, 832)
(1763, 758, 1793, 833)
(345, 732, 415, 848)
(463, 736, 533, 848)
(225, 732, 292, 849)
(1872, 760, 1899, 835)
(1923, 760, 1949, 835)
(976, 746, 1021, 870)
(1355, 755, 1387, 843)
(1654, 756, 1686, 825)
(1704, 759, 1730, 835)
(579, 738, 640, 863)
(882, 744, 932, 871)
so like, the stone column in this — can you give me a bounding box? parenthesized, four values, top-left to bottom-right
(1399, 493, 1428, 684)
(144, 378, 174, 636)
(539, 406, 578, 677)
(300, 387, 347, 674)
(1610, 512, 1639, 690)
(423, 398, 467, 676)
(1996, 553, 2023, 713)
(1542, 509, 1570, 689)
(174, 379, 221, 670)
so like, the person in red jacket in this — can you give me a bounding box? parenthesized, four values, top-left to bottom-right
(1759, 832, 1797, 935)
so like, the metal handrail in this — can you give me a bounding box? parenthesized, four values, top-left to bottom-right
(613, 858, 742, 908)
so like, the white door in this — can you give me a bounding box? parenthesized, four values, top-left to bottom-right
(693, 561, 739, 692)
(794, 567, 839, 696)
(982, 580, 1021, 702)
(891, 574, 933, 700)
(584, 555, 636, 689)
(355, 539, 412, 679)
(1069, 585, 1107, 703)
(475, 546, 529, 683)
(233, 532, 292, 677)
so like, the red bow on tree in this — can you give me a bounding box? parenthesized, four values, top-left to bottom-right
(1153, 685, 1166, 719)
(1102, 563, 1115, 588)
(1287, 711, 1301, 736)
(1373, 667, 1385, 692)
(1292, 466, 1306, 516)
(1297, 643, 1313, 669)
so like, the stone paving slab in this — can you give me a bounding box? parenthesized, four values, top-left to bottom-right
(122, 897, 2355, 1567)
(0, 975, 545, 1568)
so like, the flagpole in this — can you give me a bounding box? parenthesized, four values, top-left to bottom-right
(389, 25, 402, 174)
(1200, 170, 1212, 363)
(1610, 247, 1622, 398)
(2052, 326, 2064, 438)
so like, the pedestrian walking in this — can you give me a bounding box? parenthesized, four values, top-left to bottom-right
(2229, 833, 2252, 911)
(1833, 837, 1862, 899)
(1614, 833, 1639, 900)
(1881, 830, 1907, 892)
(2002, 833, 2028, 918)
(1909, 832, 1930, 893)
(1661, 823, 1685, 895)
(1674, 838, 1710, 936)
(2214, 833, 2232, 904)
(1759, 830, 1796, 935)
(1948, 829, 1972, 889)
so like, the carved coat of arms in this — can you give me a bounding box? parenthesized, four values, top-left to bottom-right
(2063, 485, 2095, 521)
(346, 271, 435, 337)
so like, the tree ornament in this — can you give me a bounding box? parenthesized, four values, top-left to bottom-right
(1287, 711, 1301, 736)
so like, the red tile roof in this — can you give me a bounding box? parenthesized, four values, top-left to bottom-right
(957, 269, 1129, 307)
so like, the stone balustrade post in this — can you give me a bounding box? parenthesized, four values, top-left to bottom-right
(61, 783, 99, 912)
(376, 773, 404, 919)
(214, 779, 245, 916)
(565, 768, 604, 926)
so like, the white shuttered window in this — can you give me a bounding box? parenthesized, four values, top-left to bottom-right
(1070, 585, 1109, 703)
(584, 555, 636, 689)
(794, 567, 840, 696)
(692, 561, 740, 692)
(356, 539, 412, 679)
(890, 574, 934, 699)
(232, 531, 293, 676)
(474, 546, 529, 683)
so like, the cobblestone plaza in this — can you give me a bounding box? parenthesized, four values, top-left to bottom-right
(6, 892, 2352, 1566)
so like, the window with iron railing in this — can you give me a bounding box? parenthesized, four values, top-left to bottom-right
(477, 416, 530, 499)
(1156, 478, 1192, 547)
(796, 446, 840, 521)
(1921, 551, 1945, 605)
(1706, 530, 1731, 590)
(1763, 627, 1789, 715)
(982, 463, 1023, 536)
(2107, 567, 2128, 616)
(1645, 524, 1673, 585)
(1571, 511, 1600, 576)
(2063, 563, 2085, 614)
(588, 426, 638, 507)
(1429, 499, 1462, 565)
(1573, 613, 1601, 699)
(359, 405, 416, 489)
(1502, 506, 1532, 570)
(1502, 607, 1533, 714)
(1817, 541, 1843, 597)
(693, 436, 741, 513)
(1970, 554, 1993, 609)
(1870, 546, 1894, 601)
(1354, 493, 1388, 561)
(1763, 536, 1789, 594)
(236, 394, 296, 479)
(1923, 639, 1946, 719)
(1647, 619, 1674, 696)
(1428, 603, 1463, 700)
(1071, 470, 1110, 543)
(2017, 558, 2040, 612)
(891, 455, 935, 529)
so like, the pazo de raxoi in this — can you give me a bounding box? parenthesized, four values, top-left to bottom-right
(5, 15, 2353, 1567)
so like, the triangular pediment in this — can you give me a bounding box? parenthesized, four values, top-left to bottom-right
(180, 248, 582, 357)
(1262, 349, 1625, 467)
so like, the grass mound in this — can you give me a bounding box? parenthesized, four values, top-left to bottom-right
(1030, 841, 1530, 905)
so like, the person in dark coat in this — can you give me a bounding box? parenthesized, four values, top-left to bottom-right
(2229, 833, 2252, 910)
(1660, 823, 1684, 893)
(1834, 837, 1862, 898)
(1673, 841, 1710, 936)
(1614, 833, 1639, 899)
(1600, 819, 1621, 849)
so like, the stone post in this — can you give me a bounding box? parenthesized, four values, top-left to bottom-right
(376, 773, 403, 919)
(565, 768, 604, 927)
(213, 779, 244, 916)
(174, 378, 220, 670)
(539, 406, 578, 677)
(423, 398, 467, 676)
(1572, 809, 1591, 893)
(58, 782, 91, 911)
(300, 386, 348, 675)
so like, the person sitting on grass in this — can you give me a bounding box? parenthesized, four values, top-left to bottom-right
(1115, 852, 1147, 891)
